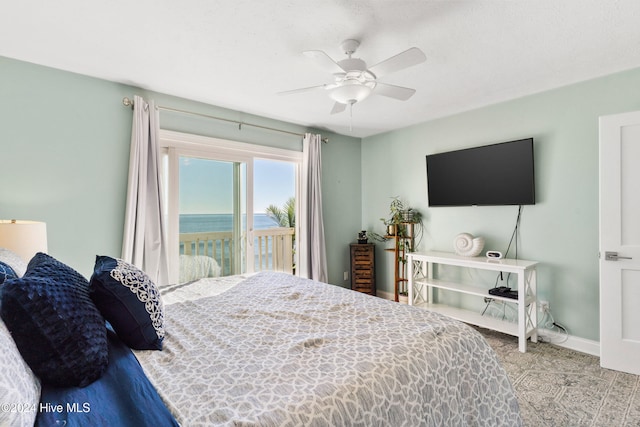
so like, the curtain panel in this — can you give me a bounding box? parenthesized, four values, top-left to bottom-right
(299, 133, 328, 282)
(121, 95, 169, 286)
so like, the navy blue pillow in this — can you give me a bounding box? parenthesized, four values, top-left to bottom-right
(89, 256, 164, 350)
(0, 261, 17, 285)
(0, 253, 108, 387)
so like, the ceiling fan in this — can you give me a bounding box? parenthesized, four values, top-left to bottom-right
(279, 39, 426, 115)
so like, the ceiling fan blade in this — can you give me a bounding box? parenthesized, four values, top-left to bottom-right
(330, 102, 347, 115)
(303, 50, 347, 74)
(277, 85, 328, 96)
(368, 47, 426, 78)
(373, 83, 416, 101)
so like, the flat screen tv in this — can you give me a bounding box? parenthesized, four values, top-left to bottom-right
(426, 138, 535, 207)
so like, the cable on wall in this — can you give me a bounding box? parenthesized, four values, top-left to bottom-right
(122, 97, 328, 143)
(492, 205, 523, 288)
(504, 205, 523, 260)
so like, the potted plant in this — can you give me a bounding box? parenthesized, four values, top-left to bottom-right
(388, 196, 404, 227)
(381, 197, 422, 237)
(367, 197, 423, 244)
(377, 196, 404, 236)
(381, 218, 397, 237)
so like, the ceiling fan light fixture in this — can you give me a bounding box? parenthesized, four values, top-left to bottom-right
(329, 81, 375, 105)
(284, 39, 426, 116)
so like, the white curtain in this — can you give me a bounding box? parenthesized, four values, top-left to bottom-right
(121, 95, 169, 286)
(299, 133, 328, 282)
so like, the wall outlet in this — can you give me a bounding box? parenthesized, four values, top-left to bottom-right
(539, 300, 550, 312)
(343, 271, 349, 281)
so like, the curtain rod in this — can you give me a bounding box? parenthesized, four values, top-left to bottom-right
(122, 97, 328, 143)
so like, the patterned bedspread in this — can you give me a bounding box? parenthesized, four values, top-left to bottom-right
(135, 271, 522, 426)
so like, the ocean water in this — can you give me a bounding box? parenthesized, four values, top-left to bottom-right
(179, 213, 287, 275)
(180, 213, 279, 233)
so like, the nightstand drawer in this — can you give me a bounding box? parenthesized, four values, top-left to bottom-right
(353, 269, 372, 278)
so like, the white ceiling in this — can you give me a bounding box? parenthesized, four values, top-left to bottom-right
(2, 1, 640, 138)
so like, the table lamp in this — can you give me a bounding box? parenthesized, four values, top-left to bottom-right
(0, 219, 48, 262)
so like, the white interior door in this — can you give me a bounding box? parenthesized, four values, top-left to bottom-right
(599, 110, 640, 375)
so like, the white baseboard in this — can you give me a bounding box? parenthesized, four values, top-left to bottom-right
(536, 329, 600, 356)
(377, 290, 395, 301)
(375, 289, 600, 357)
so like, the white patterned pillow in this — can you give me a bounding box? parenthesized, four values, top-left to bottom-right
(0, 318, 41, 427)
(0, 248, 27, 277)
(89, 256, 165, 350)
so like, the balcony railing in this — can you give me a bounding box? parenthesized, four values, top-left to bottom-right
(179, 227, 294, 276)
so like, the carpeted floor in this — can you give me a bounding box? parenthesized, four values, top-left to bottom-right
(477, 327, 640, 427)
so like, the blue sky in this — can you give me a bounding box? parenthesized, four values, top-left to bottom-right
(179, 157, 295, 214)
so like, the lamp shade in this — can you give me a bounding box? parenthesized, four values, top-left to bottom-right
(0, 220, 48, 262)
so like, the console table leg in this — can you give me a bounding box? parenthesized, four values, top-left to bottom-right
(518, 272, 527, 352)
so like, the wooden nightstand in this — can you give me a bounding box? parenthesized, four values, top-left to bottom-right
(350, 243, 376, 295)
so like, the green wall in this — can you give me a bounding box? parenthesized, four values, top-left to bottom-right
(0, 56, 362, 285)
(362, 67, 640, 342)
(5, 53, 640, 344)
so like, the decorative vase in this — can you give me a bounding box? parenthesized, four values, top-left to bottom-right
(453, 233, 485, 257)
(387, 224, 396, 236)
(401, 209, 415, 222)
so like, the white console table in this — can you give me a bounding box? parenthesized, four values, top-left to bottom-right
(407, 251, 538, 352)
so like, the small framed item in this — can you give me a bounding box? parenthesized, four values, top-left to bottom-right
(486, 251, 503, 259)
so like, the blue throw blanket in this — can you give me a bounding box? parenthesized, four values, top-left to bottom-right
(36, 327, 178, 427)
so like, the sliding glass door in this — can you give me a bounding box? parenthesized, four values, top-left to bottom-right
(162, 132, 301, 284)
(178, 156, 247, 279)
(253, 158, 296, 273)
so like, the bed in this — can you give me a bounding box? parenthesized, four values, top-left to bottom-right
(0, 251, 522, 427)
(138, 271, 521, 426)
